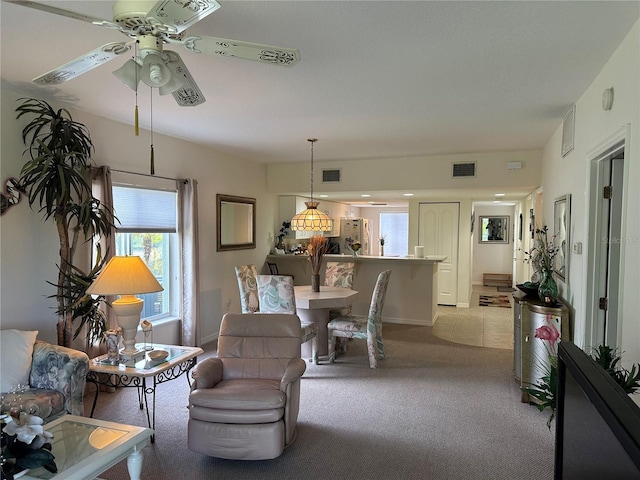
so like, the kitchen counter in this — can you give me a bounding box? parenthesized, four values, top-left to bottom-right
(265, 254, 446, 326)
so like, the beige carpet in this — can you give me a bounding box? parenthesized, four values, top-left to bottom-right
(93, 323, 553, 480)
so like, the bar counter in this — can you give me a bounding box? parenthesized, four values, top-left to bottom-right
(265, 254, 446, 326)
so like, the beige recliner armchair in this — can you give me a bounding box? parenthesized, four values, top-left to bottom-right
(187, 313, 306, 460)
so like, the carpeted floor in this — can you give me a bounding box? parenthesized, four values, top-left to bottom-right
(93, 323, 554, 480)
(479, 294, 512, 308)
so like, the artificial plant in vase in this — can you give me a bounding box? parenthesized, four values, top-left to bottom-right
(15, 98, 116, 347)
(523, 340, 640, 430)
(307, 235, 328, 292)
(522, 226, 560, 305)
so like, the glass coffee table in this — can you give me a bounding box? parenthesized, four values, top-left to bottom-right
(87, 344, 203, 442)
(20, 415, 152, 480)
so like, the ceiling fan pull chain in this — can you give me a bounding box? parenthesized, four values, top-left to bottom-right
(135, 105, 139, 136)
(150, 86, 155, 175)
(134, 40, 139, 136)
(150, 144, 155, 176)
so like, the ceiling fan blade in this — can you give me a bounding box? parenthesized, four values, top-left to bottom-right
(179, 35, 301, 67)
(33, 42, 133, 85)
(163, 51, 206, 106)
(6, 1, 121, 30)
(147, 0, 221, 34)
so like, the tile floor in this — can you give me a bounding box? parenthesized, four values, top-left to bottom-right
(433, 285, 514, 350)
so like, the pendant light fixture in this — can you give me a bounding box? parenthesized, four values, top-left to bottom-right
(291, 138, 332, 232)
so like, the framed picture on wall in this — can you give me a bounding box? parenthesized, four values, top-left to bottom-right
(554, 194, 571, 281)
(479, 216, 509, 244)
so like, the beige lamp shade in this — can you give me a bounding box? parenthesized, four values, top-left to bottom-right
(291, 201, 333, 231)
(87, 256, 163, 296)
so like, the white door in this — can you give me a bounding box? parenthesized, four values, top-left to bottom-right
(586, 128, 626, 350)
(419, 202, 459, 305)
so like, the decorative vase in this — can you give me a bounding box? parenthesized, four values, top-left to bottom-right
(380, 245, 384, 256)
(538, 269, 559, 305)
(311, 273, 320, 292)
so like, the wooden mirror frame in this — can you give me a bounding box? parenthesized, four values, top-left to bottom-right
(216, 194, 256, 251)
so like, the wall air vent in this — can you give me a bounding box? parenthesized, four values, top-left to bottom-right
(452, 162, 476, 178)
(322, 169, 341, 183)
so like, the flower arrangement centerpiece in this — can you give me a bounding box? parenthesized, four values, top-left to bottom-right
(522, 226, 560, 304)
(307, 235, 329, 292)
(275, 221, 291, 252)
(379, 235, 386, 256)
(344, 237, 361, 257)
(1, 411, 57, 478)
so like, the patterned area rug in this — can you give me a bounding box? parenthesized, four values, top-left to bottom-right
(479, 294, 511, 308)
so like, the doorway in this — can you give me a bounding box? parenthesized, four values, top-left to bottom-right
(586, 127, 628, 349)
(418, 202, 459, 306)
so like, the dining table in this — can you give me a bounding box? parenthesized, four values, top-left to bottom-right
(294, 285, 358, 362)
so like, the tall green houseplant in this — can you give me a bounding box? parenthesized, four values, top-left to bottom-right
(16, 98, 115, 347)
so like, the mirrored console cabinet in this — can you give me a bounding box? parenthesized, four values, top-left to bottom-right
(514, 292, 570, 403)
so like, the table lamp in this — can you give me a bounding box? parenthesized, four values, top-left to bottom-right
(87, 256, 163, 364)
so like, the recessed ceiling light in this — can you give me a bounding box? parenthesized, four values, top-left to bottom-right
(318, 194, 328, 198)
(361, 194, 371, 198)
(403, 193, 414, 197)
(494, 193, 506, 197)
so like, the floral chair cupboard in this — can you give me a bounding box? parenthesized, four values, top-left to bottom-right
(0, 330, 90, 421)
(327, 270, 392, 369)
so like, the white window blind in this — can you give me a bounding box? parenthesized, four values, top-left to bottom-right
(113, 186, 177, 233)
(380, 212, 409, 256)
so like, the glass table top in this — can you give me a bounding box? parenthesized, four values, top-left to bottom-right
(91, 344, 200, 371)
(20, 420, 129, 479)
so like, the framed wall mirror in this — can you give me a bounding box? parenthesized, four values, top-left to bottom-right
(479, 216, 509, 244)
(216, 194, 256, 251)
(554, 194, 571, 281)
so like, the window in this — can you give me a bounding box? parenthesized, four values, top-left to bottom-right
(113, 185, 178, 321)
(379, 212, 409, 256)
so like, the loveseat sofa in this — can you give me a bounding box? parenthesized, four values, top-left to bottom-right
(0, 330, 90, 422)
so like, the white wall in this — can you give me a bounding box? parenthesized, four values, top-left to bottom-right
(471, 205, 516, 285)
(268, 150, 542, 196)
(539, 20, 640, 364)
(0, 88, 279, 346)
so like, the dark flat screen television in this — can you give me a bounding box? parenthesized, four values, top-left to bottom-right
(555, 341, 640, 479)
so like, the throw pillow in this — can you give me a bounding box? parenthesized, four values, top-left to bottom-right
(0, 329, 38, 392)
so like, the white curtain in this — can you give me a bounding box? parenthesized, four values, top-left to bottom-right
(178, 179, 200, 346)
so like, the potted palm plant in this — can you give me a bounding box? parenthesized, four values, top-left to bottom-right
(15, 98, 115, 347)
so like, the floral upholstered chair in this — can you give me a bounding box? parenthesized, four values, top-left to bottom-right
(327, 269, 391, 369)
(324, 262, 355, 319)
(257, 275, 318, 363)
(0, 330, 90, 421)
(234, 264, 260, 313)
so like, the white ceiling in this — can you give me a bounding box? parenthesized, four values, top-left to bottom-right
(2, 1, 639, 203)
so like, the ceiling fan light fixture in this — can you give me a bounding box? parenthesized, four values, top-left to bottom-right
(141, 54, 170, 87)
(158, 71, 185, 95)
(112, 59, 141, 91)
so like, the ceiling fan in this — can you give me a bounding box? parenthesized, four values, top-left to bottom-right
(9, 0, 301, 106)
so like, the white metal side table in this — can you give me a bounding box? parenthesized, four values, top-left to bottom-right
(87, 344, 203, 442)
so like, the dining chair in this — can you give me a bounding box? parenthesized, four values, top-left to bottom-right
(234, 264, 260, 313)
(267, 261, 294, 280)
(327, 269, 391, 368)
(324, 261, 355, 319)
(257, 274, 318, 363)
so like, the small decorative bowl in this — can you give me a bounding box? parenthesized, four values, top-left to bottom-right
(516, 283, 539, 297)
(147, 350, 168, 362)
